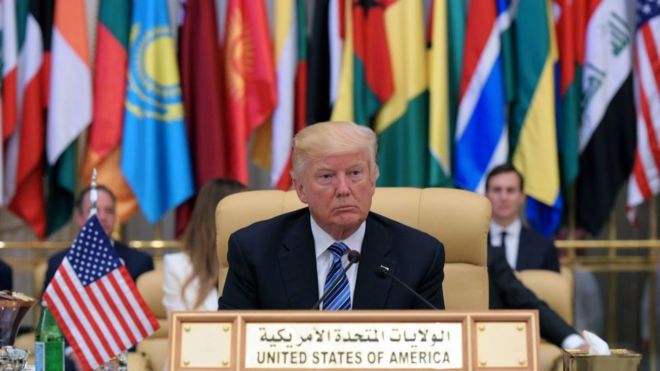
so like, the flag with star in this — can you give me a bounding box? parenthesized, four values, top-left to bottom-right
(43, 215, 159, 370)
(627, 0, 660, 223)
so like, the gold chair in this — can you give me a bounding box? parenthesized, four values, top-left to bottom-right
(517, 267, 575, 371)
(135, 268, 168, 371)
(215, 188, 491, 309)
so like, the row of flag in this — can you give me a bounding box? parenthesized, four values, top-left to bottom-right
(0, 0, 658, 239)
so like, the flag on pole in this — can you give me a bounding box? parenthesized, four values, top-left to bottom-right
(43, 215, 159, 370)
(121, 0, 194, 223)
(427, 0, 453, 187)
(8, 0, 52, 238)
(352, 0, 394, 125)
(627, 0, 660, 222)
(46, 0, 91, 165)
(576, 0, 635, 235)
(554, 0, 584, 194)
(82, 0, 136, 223)
(374, 0, 428, 186)
(454, 0, 510, 193)
(259, 0, 307, 190)
(179, 0, 225, 186)
(223, 0, 277, 185)
(332, 0, 355, 121)
(175, 0, 226, 234)
(306, 0, 343, 125)
(510, 0, 562, 236)
(45, 0, 90, 235)
(2, 0, 18, 143)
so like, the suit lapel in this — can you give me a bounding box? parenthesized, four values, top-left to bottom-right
(278, 210, 319, 309)
(516, 227, 530, 270)
(353, 214, 395, 309)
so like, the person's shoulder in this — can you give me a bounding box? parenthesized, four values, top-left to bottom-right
(522, 225, 554, 245)
(163, 251, 189, 266)
(233, 208, 309, 236)
(368, 212, 442, 245)
(115, 241, 154, 265)
(0, 258, 11, 272)
(47, 249, 67, 266)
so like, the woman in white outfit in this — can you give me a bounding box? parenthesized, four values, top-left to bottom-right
(162, 179, 246, 315)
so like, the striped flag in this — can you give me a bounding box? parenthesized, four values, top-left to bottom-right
(46, 0, 91, 165)
(45, 0, 90, 234)
(43, 215, 159, 370)
(223, 0, 277, 185)
(268, 0, 307, 189)
(1, 0, 20, 205)
(307, 0, 343, 126)
(455, 0, 510, 193)
(576, 0, 635, 235)
(427, 0, 453, 187)
(7, 0, 51, 238)
(332, 0, 355, 121)
(81, 0, 136, 223)
(627, 0, 660, 222)
(510, 0, 562, 236)
(352, 0, 394, 125)
(374, 0, 428, 186)
(554, 0, 584, 194)
(2, 0, 17, 143)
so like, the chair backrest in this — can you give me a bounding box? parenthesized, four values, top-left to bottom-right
(215, 188, 491, 309)
(516, 267, 574, 325)
(135, 268, 168, 338)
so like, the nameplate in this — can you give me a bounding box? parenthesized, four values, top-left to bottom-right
(245, 322, 463, 369)
(169, 310, 540, 370)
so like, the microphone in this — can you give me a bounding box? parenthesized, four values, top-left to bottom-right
(374, 265, 439, 310)
(311, 250, 361, 310)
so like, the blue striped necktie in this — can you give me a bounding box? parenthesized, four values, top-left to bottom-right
(322, 242, 351, 310)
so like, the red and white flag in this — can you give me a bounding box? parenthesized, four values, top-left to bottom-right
(43, 215, 159, 370)
(627, 0, 660, 223)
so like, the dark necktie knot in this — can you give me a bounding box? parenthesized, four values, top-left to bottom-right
(499, 231, 507, 249)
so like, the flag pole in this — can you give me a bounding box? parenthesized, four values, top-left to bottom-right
(90, 168, 98, 217)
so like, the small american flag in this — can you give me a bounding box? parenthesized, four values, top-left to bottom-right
(43, 215, 159, 370)
(627, 0, 660, 223)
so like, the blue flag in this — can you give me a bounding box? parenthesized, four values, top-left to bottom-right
(121, 0, 194, 223)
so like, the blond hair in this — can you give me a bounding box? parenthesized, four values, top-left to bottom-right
(291, 121, 379, 179)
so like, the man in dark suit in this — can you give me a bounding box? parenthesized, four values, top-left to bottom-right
(43, 185, 154, 290)
(485, 164, 560, 272)
(218, 121, 445, 310)
(0, 259, 12, 291)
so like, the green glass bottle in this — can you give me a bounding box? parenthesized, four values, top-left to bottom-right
(35, 302, 64, 371)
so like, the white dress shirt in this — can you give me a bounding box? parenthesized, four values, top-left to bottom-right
(310, 216, 365, 308)
(489, 218, 522, 269)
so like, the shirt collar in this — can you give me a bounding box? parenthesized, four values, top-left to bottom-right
(490, 218, 522, 237)
(311, 215, 366, 258)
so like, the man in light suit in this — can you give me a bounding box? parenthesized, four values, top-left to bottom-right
(485, 164, 560, 272)
(218, 121, 445, 310)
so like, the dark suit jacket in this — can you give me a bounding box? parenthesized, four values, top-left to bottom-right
(0, 259, 12, 291)
(218, 208, 445, 310)
(488, 246, 575, 347)
(43, 241, 154, 291)
(488, 225, 560, 272)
